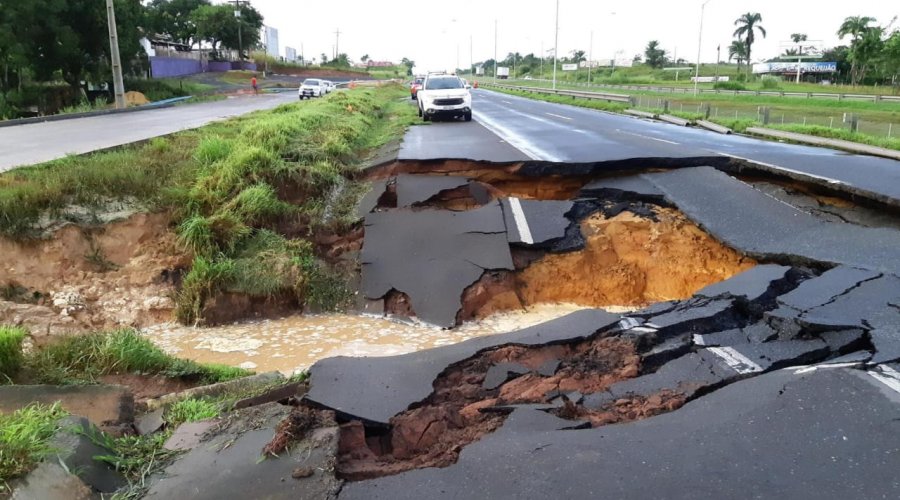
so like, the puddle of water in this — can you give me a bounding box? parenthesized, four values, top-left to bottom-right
(142, 303, 625, 375)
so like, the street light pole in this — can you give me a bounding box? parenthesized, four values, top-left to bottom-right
(541, 41, 544, 79)
(552, 0, 559, 90)
(693, 0, 712, 96)
(105, 0, 126, 109)
(588, 30, 593, 84)
(494, 19, 498, 83)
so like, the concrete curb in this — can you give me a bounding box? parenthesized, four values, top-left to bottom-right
(0, 96, 192, 129)
(624, 109, 656, 119)
(697, 120, 733, 135)
(659, 114, 691, 127)
(746, 127, 900, 161)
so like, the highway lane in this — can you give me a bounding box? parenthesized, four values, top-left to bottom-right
(0, 93, 296, 172)
(444, 89, 900, 205)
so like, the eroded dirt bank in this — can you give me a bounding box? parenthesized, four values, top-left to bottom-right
(0, 213, 187, 340)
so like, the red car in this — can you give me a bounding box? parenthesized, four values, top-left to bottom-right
(410, 77, 424, 99)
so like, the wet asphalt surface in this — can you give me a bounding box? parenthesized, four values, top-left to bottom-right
(308, 87, 900, 498)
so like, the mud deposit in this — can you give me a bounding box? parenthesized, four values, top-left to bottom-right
(472, 209, 756, 316)
(336, 336, 650, 480)
(143, 304, 595, 375)
(0, 213, 185, 340)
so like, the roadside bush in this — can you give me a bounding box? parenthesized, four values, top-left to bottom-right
(760, 78, 782, 90)
(714, 81, 747, 91)
(175, 256, 235, 324)
(0, 326, 27, 381)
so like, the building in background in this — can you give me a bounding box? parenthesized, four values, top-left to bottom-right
(285, 46, 297, 62)
(263, 26, 279, 58)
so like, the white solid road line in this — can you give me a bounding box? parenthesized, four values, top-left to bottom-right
(508, 197, 535, 245)
(617, 130, 680, 145)
(502, 100, 513, 104)
(708, 346, 764, 374)
(868, 365, 900, 396)
(717, 152, 845, 185)
(545, 112, 572, 121)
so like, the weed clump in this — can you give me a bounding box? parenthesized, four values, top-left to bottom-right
(0, 326, 27, 382)
(0, 402, 68, 487)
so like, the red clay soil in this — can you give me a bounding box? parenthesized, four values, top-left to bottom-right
(553, 390, 687, 426)
(336, 336, 645, 481)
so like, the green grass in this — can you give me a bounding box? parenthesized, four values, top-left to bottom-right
(485, 85, 629, 113)
(764, 124, 900, 151)
(21, 329, 251, 385)
(0, 326, 27, 382)
(80, 428, 176, 498)
(0, 402, 68, 489)
(165, 398, 220, 426)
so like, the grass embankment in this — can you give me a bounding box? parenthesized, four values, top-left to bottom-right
(0, 84, 417, 324)
(485, 84, 900, 152)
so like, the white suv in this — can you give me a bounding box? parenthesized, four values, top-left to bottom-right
(299, 79, 326, 99)
(417, 75, 472, 122)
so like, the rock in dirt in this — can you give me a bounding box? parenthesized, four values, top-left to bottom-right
(136, 408, 166, 436)
(145, 403, 341, 500)
(0, 385, 133, 434)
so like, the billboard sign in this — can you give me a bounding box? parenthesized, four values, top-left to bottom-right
(594, 58, 634, 68)
(753, 62, 837, 74)
(561, 63, 578, 71)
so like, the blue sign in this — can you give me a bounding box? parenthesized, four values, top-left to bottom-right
(753, 62, 838, 74)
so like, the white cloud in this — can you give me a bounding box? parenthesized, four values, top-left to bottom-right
(240, 0, 897, 70)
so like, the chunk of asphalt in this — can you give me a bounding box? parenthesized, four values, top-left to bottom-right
(144, 372, 285, 411)
(338, 369, 900, 500)
(146, 403, 341, 500)
(136, 408, 166, 436)
(644, 297, 736, 336)
(696, 264, 791, 303)
(46, 417, 126, 494)
(777, 266, 882, 312)
(537, 359, 561, 377)
(234, 381, 306, 409)
(579, 176, 666, 202)
(744, 321, 780, 343)
(693, 328, 749, 347)
(821, 329, 866, 354)
(730, 339, 830, 371)
(8, 461, 94, 500)
(356, 179, 388, 218)
(644, 167, 900, 275)
(801, 275, 900, 331)
(361, 203, 513, 327)
(0, 385, 133, 434)
(305, 309, 621, 425)
(394, 174, 470, 207)
(164, 420, 218, 451)
(583, 350, 736, 409)
(483, 362, 530, 390)
(642, 333, 693, 368)
(869, 330, 900, 365)
(500, 198, 573, 246)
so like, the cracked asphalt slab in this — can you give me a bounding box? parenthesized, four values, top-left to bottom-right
(305, 88, 899, 497)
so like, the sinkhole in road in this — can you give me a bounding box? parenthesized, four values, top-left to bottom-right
(365, 160, 757, 325)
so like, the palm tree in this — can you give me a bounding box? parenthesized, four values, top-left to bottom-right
(790, 33, 808, 56)
(733, 12, 766, 74)
(728, 40, 748, 71)
(838, 16, 877, 85)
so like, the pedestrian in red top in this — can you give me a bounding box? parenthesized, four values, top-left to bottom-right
(251, 76, 258, 95)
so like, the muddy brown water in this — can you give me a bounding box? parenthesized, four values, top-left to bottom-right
(142, 304, 631, 375)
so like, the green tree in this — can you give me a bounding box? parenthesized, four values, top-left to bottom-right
(570, 50, 586, 64)
(401, 57, 415, 76)
(728, 40, 748, 70)
(733, 12, 766, 75)
(882, 31, 900, 84)
(192, 3, 262, 59)
(644, 40, 666, 68)
(838, 16, 878, 85)
(361, 54, 369, 63)
(146, 0, 210, 48)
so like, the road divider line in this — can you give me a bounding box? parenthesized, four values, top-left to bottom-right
(868, 365, 900, 396)
(717, 152, 845, 185)
(708, 346, 764, 374)
(618, 130, 679, 145)
(545, 112, 572, 121)
(508, 197, 534, 245)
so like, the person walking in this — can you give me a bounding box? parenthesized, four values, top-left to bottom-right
(251, 76, 259, 95)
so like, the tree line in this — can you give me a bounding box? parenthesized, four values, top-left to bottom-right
(644, 13, 899, 86)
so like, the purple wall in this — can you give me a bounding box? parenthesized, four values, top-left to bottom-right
(150, 57, 202, 78)
(232, 62, 257, 71)
(208, 61, 232, 73)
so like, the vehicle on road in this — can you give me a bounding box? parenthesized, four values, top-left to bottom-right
(410, 77, 425, 100)
(417, 74, 472, 122)
(322, 80, 336, 93)
(299, 79, 326, 99)
(497, 67, 510, 79)
(461, 78, 472, 90)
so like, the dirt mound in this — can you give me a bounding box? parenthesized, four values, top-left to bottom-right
(0, 213, 188, 339)
(467, 209, 755, 318)
(124, 91, 149, 106)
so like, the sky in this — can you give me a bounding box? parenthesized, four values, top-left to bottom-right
(236, 0, 898, 71)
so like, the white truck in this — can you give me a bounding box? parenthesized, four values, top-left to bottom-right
(497, 66, 510, 79)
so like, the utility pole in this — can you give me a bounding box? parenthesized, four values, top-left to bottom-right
(494, 19, 498, 83)
(541, 41, 544, 79)
(470, 35, 473, 73)
(335, 28, 341, 60)
(588, 30, 593, 84)
(229, 0, 249, 62)
(715, 44, 721, 81)
(552, 0, 559, 90)
(693, 0, 712, 96)
(301, 42, 305, 66)
(105, 0, 126, 109)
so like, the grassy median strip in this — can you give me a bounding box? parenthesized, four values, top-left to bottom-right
(0, 84, 417, 323)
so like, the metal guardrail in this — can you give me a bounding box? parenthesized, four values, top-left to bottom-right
(506, 79, 900, 104)
(486, 83, 634, 105)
